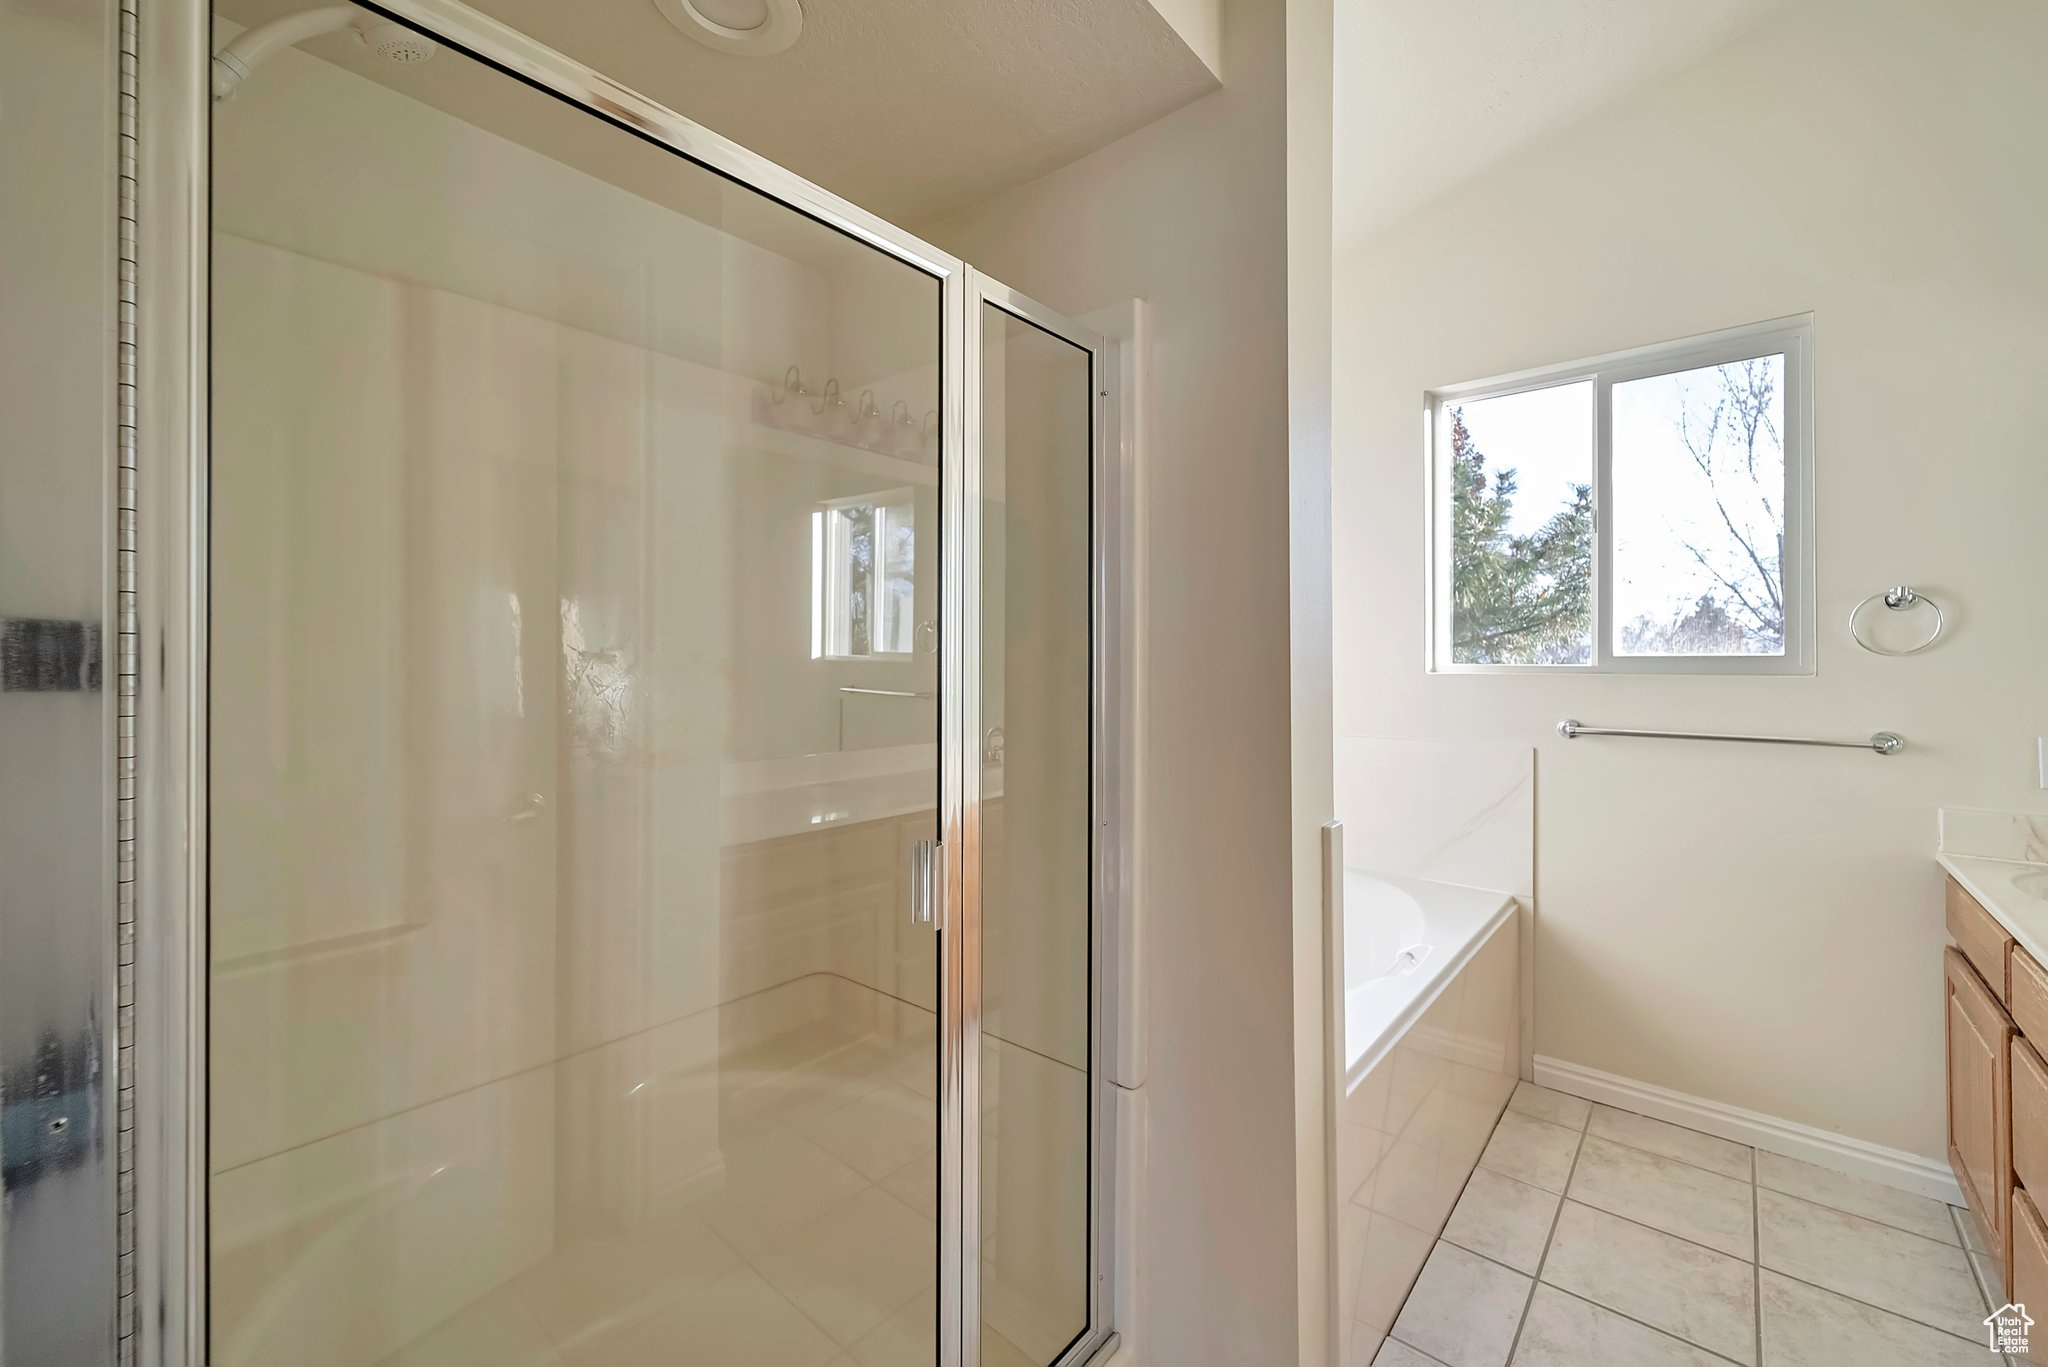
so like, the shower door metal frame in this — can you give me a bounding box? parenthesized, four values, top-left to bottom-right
(128, 2, 1121, 1364)
(962, 272, 1123, 1367)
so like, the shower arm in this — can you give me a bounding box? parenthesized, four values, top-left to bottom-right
(212, 5, 360, 100)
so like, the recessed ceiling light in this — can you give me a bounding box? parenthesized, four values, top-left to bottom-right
(693, 0, 768, 27)
(653, 0, 803, 55)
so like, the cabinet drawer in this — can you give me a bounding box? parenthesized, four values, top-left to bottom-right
(1948, 948, 2015, 1260)
(2014, 943, 2048, 1045)
(2014, 1187, 2048, 1324)
(2017, 1037, 2048, 1203)
(1950, 878, 2013, 1003)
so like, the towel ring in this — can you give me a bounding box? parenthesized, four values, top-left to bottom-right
(1848, 586, 1945, 656)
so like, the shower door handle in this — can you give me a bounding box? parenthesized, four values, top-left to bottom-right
(908, 838, 939, 929)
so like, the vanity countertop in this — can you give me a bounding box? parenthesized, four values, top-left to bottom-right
(1937, 808, 2048, 966)
(1940, 851, 2048, 970)
(720, 746, 1003, 846)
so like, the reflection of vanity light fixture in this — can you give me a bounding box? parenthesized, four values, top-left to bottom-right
(652, 0, 803, 55)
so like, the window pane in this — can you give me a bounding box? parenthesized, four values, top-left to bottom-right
(1613, 356, 1787, 656)
(1445, 382, 1594, 664)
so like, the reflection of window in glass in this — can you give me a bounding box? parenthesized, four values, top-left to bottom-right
(813, 490, 915, 659)
(1428, 320, 1811, 674)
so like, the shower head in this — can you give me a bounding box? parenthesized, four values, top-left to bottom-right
(212, 5, 439, 101)
(356, 19, 438, 64)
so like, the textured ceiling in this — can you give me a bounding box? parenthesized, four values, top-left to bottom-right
(216, 0, 1220, 227)
(1337, 0, 1798, 237)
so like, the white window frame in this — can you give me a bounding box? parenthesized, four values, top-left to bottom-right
(1425, 315, 1814, 675)
(812, 487, 917, 662)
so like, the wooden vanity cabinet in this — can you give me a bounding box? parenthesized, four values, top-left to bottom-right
(1944, 873, 2048, 1303)
(1948, 945, 2014, 1263)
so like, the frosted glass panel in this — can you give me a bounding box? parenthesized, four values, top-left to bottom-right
(0, 1, 116, 1361)
(208, 20, 941, 1364)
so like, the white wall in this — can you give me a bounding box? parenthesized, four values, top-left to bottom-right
(1332, 0, 2048, 1160)
(929, 1, 1311, 1361)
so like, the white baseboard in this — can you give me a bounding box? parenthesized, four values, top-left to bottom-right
(1533, 1055, 1964, 1207)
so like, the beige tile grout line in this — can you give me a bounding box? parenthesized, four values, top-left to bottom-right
(1581, 1110, 1781, 1188)
(1532, 1283, 1750, 1367)
(1371, 1095, 1535, 1365)
(1535, 1186, 1980, 1347)
(1751, 1143, 1764, 1367)
(1952, 1203, 2020, 1367)
(1502, 1104, 1766, 1217)
(1493, 1091, 1594, 1366)
(1442, 1212, 1982, 1364)
(1422, 1094, 1986, 1363)
(1428, 1089, 1954, 1249)
(1574, 1096, 1965, 1247)
(1428, 1118, 1754, 1367)
(1951, 1204, 1971, 1309)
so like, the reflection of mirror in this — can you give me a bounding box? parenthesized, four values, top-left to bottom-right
(812, 488, 915, 659)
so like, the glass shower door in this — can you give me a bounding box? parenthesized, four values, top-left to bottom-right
(972, 285, 1107, 1367)
(206, 12, 949, 1364)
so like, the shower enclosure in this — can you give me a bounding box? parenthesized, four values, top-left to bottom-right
(0, 0, 1120, 1363)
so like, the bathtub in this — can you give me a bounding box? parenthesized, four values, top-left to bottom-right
(1333, 870, 1522, 1355)
(1342, 870, 1516, 1090)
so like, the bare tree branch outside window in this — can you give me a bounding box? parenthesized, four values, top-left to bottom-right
(1618, 357, 1786, 656)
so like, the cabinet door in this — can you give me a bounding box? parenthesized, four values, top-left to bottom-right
(1949, 947, 2015, 1265)
(2015, 1036, 2048, 1204)
(2015, 1187, 2048, 1322)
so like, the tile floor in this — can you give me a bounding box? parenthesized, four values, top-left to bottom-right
(1368, 1083, 2004, 1367)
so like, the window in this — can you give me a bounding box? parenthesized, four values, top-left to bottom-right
(1427, 318, 1812, 673)
(813, 490, 916, 659)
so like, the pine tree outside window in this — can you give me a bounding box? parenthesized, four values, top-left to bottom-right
(1427, 318, 1814, 674)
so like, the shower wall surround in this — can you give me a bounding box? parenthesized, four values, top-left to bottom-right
(1331, 737, 1532, 898)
